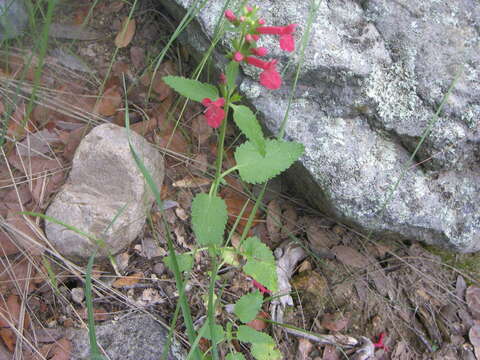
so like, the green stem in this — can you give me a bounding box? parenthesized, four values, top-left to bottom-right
(207, 247, 220, 360)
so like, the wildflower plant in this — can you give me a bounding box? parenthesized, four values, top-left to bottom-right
(162, 4, 304, 359)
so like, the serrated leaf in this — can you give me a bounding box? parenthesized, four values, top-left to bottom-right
(201, 323, 225, 344)
(251, 343, 281, 360)
(191, 193, 228, 246)
(234, 290, 263, 323)
(241, 237, 278, 293)
(231, 105, 265, 155)
(241, 237, 274, 263)
(226, 353, 246, 360)
(162, 76, 219, 103)
(235, 139, 304, 184)
(226, 61, 239, 92)
(164, 253, 193, 272)
(237, 325, 274, 345)
(244, 260, 277, 294)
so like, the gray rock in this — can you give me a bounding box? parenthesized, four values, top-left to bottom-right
(46, 123, 164, 261)
(160, 0, 480, 252)
(0, 0, 27, 40)
(67, 313, 186, 360)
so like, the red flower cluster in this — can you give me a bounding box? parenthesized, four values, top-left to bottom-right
(224, 5, 297, 90)
(201, 98, 225, 128)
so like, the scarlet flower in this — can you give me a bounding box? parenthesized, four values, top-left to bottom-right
(252, 279, 271, 295)
(246, 56, 282, 90)
(233, 51, 244, 62)
(201, 98, 225, 128)
(219, 73, 226, 84)
(250, 47, 268, 57)
(256, 24, 297, 52)
(224, 10, 236, 22)
(373, 333, 389, 351)
(245, 34, 254, 43)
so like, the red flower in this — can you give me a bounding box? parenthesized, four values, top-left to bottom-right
(224, 10, 236, 22)
(251, 47, 268, 57)
(256, 24, 297, 52)
(252, 279, 271, 295)
(201, 98, 225, 128)
(373, 333, 389, 351)
(233, 51, 244, 62)
(246, 57, 282, 90)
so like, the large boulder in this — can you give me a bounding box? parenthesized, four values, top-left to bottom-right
(46, 124, 164, 261)
(0, 0, 27, 40)
(67, 313, 186, 360)
(160, 0, 480, 252)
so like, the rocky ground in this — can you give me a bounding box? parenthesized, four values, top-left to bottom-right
(1, 1, 480, 359)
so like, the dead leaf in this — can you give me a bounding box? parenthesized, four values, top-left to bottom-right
(109, 1, 125, 13)
(0, 294, 30, 352)
(94, 86, 122, 116)
(470, 325, 480, 347)
(321, 312, 349, 332)
(112, 272, 143, 288)
(280, 203, 298, 238)
(130, 46, 145, 69)
(266, 200, 282, 244)
(222, 192, 261, 234)
(297, 338, 313, 360)
(16, 129, 60, 156)
(191, 115, 212, 145)
(1, 218, 23, 255)
(332, 246, 368, 268)
(49, 338, 72, 360)
(63, 125, 92, 161)
(467, 286, 480, 320)
(81, 306, 109, 321)
(130, 117, 158, 136)
(115, 18, 136, 48)
(322, 344, 340, 360)
(7, 102, 36, 140)
(140, 61, 176, 101)
(173, 176, 211, 188)
(155, 128, 189, 155)
(247, 311, 268, 331)
(6, 211, 45, 255)
(0, 258, 36, 293)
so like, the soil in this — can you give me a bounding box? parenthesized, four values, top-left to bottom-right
(0, 1, 479, 359)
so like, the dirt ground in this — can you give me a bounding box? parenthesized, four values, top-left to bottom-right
(1, 1, 480, 359)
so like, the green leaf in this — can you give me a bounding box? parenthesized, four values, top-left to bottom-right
(164, 253, 193, 272)
(251, 343, 281, 360)
(162, 76, 219, 103)
(200, 323, 225, 345)
(220, 247, 239, 266)
(231, 105, 265, 155)
(241, 237, 274, 263)
(226, 353, 246, 360)
(225, 61, 239, 92)
(241, 237, 278, 293)
(234, 290, 263, 323)
(234, 139, 304, 184)
(237, 325, 274, 345)
(191, 193, 228, 246)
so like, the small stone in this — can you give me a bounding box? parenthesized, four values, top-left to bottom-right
(152, 262, 165, 275)
(71, 287, 84, 304)
(45, 124, 164, 262)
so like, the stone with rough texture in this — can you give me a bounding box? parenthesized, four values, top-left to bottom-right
(67, 314, 186, 360)
(46, 123, 164, 261)
(0, 0, 27, 40)
(160, 0, 480, 252)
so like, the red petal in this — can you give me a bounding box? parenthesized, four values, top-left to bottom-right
(280, 34, 295, 52)
(260, 68, 282, 89)
(256, 26, 284, 35)
(201, 98, 212, 106)
(205, 106, 225, 128)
